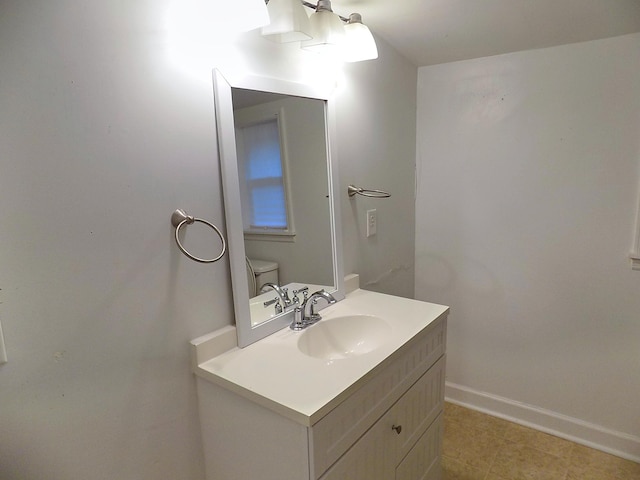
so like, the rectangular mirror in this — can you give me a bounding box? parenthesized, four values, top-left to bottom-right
(213, 70, 344, 348)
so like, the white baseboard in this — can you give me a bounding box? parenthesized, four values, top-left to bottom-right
(445, 381, 640, 463)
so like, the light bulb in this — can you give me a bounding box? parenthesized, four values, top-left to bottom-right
(343, 13, 378, 62)
(301, 0, 345, 53)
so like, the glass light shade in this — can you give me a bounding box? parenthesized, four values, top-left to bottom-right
(261, 0, 312, 43)
(301, 1, 345, 53)
(343, 14, 378, 62)
(222, 0, 270, 32)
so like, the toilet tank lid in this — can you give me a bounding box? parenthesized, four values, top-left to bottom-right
(249, 259, 279, 273)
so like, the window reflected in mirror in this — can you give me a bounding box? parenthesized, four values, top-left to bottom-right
(235, 111, 293, 237)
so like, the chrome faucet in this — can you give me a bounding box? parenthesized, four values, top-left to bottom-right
(260, 283, 291, 308)
(291, 290, 337, 330)
(263, 297, 283, 314)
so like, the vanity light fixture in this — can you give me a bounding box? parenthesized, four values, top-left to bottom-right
(261, 0, 378, 62)
(343, 13, 378, 62)
(301, 0, 345, 53)
(262, 0, 312, 43)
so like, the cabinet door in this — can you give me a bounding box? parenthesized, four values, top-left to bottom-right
(395, 414, 443, 480)
(319, 414, 394, 480)
(391, 356, 445, 463)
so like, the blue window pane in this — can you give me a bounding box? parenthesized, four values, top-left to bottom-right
(251, 186, 287, 228)
(247, 144, 282, 180)
(238, 118, 289, 231)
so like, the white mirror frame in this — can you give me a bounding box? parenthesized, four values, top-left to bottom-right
(212, 69, 345, 348)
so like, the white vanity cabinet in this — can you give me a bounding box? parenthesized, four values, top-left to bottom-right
(317, 359, 444, 480)
(313, 331, 445, 480)
(320, 360, 444, 480)
(194, 302, 447, 480)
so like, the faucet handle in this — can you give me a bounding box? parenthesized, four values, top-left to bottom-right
(292, 286, 309, 304)
(263, 297, 278, 308)
(307, 298, 322, 322)
(281, 287, 291, 305)
(263, 298, 283, 314)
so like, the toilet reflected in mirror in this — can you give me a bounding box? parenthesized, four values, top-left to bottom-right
(246, 257, 279, 298)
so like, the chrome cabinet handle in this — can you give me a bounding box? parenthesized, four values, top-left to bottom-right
(392, 425, 402, 434)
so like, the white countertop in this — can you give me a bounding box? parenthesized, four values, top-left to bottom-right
(194, 289, 449, 426)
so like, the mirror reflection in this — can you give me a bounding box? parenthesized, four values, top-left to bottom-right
(231, 88, 335, 327)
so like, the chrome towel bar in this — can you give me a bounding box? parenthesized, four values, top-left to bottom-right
(347, 184, 391, 198)
(171, 209, 226, 263)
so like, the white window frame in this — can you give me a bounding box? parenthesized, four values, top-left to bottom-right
(234, 105, 295, 242)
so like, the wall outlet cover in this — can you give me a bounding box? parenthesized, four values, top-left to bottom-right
(366, 209, 377, 237)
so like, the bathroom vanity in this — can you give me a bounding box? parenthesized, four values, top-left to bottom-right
(200, 70, 448, 479)
(192, 288, 448, 480)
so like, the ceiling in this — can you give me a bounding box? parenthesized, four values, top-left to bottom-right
(331, 0, 640, 67)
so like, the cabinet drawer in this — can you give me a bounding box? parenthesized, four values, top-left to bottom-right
(395, 413, 443, 480)
(310, 318, 445, 478)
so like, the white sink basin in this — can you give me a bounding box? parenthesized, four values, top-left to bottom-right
(297, 315, 392, 360)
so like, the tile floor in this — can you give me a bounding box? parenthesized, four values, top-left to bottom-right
(442, 402, 640, 480)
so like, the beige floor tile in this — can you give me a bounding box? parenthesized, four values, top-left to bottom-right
(569, 444, 640, 479)
(504, 423, 574, 459)
(484, 474, 512, 480)
(489, 441, 569, 480)
(443, 455, 488, 480)
(445, 403, 511, 437)
(443, 402, 640, 480)
(444, 418, 504, 471)
(566, 466, 628, 480)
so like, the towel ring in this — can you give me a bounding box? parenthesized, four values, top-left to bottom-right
(171, 209, 226, 264)
(348, 185, 391, 198)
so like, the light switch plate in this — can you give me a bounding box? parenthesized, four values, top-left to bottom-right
(366, 209, 377, 237)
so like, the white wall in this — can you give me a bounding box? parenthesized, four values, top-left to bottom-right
(415, 33, 640, 459)
(337, 41, 418, 298)
(0, 1, 417, 479)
